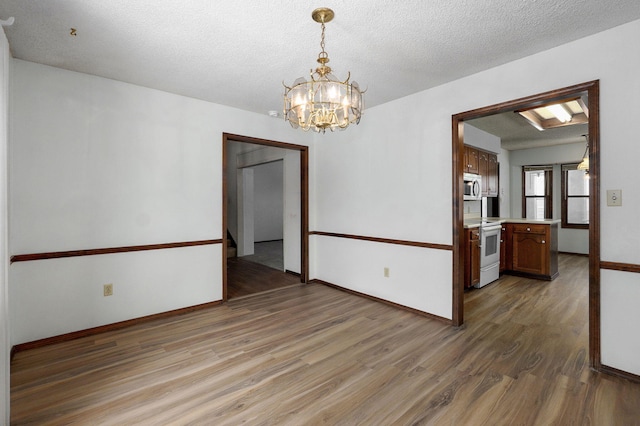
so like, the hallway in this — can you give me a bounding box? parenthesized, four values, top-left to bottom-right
(227, 240, 300, 299)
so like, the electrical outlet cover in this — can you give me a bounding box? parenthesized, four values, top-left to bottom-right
(103, 284, 113, 296)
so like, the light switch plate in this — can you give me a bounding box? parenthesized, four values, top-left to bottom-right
(607, 189, 622, 206)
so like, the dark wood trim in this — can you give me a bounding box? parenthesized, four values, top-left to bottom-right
(222, 133, 310, 303)
(546, 169, 553, 219)
(453, 81, 600, 119)
(223, 133, 310, 152)
(222, 134, 229, 301)
(600, 261, 640, 274)
(587, 81, 601, 370)
(561, 163, 589, 230)
(521, 167, 525, 218)
(504, 270, 560, 281)
(600, 365, 640, 384)
(301, 148, 309, 283)
(560, 223, 589, 231)
(10, 239, 222, 263)
(310, 231, 453, 251)
(521, 167, 553, 219)
(453, 120, 464, 326)
(452, 80, 601, 369)
(311, 279, 452, 325)
(11, 300, 223, 357)
(285, 269, 301, 277)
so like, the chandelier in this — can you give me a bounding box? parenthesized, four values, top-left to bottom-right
(577, 134, 589, 176)
(283, 8, 364, 133)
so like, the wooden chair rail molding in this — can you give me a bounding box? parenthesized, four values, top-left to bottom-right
(309, 231, 453, 251)
(600, 261, 640, 274)
(10, 239, 223, 263)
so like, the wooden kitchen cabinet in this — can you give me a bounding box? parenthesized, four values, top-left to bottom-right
(500, 223, 512, 273)
(467, 145, 498, 196)
(511, 223, 558, 280)
(464, 146, 479, 174)
(479, 151, 489, 195)
(464, 228, 480, 288)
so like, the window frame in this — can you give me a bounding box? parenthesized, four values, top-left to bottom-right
(521, 166, 553, 219)
(561, 162, 589, 229)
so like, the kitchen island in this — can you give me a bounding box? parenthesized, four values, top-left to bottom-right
(464, 218, 560, 287)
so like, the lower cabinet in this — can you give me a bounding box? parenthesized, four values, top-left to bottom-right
(466, 222, 558, 289)
(510, 223, 558, 280)
(464, 228, 480, 288)
(500, 224, 512, 273)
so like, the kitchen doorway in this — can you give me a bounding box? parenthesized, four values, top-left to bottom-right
(222, 133, 309, 301)
(451, 81, 601, 369)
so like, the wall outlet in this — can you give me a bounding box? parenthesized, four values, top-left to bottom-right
(103, 283, 113, 297)
(607, 189, 622, 207)
(384, 267, 390, 278)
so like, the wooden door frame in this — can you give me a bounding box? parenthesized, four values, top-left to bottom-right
(222, 133, 309, 301)
(451, 80, 601, 369)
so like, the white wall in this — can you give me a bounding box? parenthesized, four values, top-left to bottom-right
(312, 84, 456, 319)
(9, 59, 311, 345)
(252, 160, 283, 242)
(11, 245, 221, 343)
(0, 24, 10, 426)
(237, 167, 255, 256)
(508, 142, 589, 254)
(601, 270, 640, 375)
(464, 123, 501, 153)
(282, 150, 302, 274)
(312, 19, 640, 374)
(498, 148, 511, 218)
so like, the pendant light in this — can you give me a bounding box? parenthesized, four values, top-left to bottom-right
(577, 134, 589, 175)
(283, 8, 364, 133)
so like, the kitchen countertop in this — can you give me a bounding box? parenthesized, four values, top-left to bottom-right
(463, 217, 561, 229)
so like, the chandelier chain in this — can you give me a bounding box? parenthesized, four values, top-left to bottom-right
(320, 22, 326, 57)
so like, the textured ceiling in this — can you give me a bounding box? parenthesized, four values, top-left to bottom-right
(1, 0, 639, 121)
(467, 111, 590, 151)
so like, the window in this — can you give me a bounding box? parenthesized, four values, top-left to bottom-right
(522, 166, 552, 219)
(562, 163, 589, 228)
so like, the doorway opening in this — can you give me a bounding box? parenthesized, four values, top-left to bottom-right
(222, 133, 309, 301)
(235, 159, 285, 271)
(451, 81, 601, 369)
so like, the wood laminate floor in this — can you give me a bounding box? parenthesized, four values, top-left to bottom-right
(11, 254, 640, 424)
(227, 256, 301, 299)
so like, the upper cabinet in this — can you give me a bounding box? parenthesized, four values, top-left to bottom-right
(463, 146, 479, 174)
(465, 145, 498, 197)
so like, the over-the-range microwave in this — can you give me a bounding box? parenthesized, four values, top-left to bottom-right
(464, 173, 482, 200)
